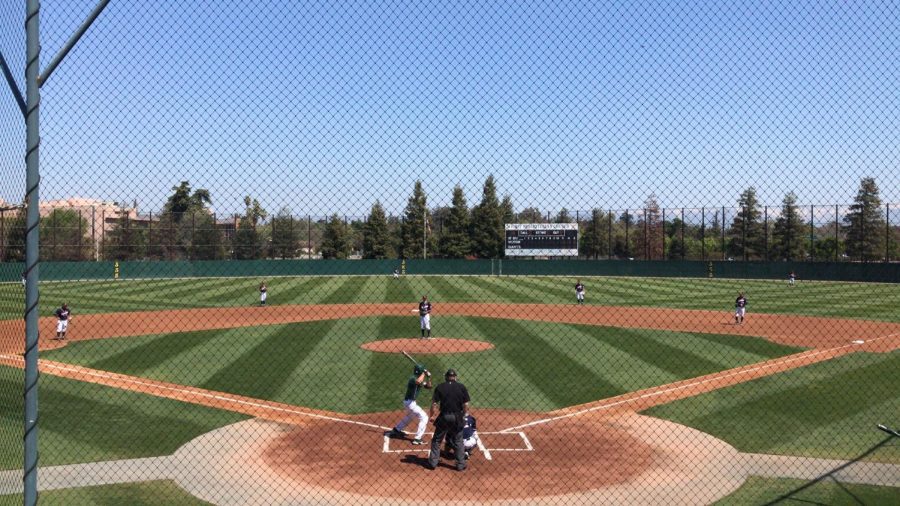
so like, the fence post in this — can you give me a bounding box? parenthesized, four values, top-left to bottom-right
(606, 210, 611, 260)
(741, 208, 747, 261)
(659, 207, 667, 260)
(701, 207, 705, 261)
(886, 204, 891, 263)
(721, 206, 726, 260)
(834, 204, 839, 261)
(810, 204, 815, 262)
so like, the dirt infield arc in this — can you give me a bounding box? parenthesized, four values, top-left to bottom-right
(1, 304, 899, 504)
(3, 303, 900, 354)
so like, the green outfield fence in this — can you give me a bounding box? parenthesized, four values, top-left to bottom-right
(3, 259, 900, 283)
(3, 2, 900, 505)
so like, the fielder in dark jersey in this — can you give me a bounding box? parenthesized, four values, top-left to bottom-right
(734, 292, 747, 325)
(418, 296, 432, 338)
(575, 280, 585, 304)
(54, 303, 71, 340)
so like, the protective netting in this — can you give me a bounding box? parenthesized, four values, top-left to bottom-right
(1, 2, 898, 504)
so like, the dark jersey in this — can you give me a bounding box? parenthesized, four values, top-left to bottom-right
(419, 301, 432, 317)
(735, 296, 747, 309)
(462, 414, 477, 439)
(575, 283, 584, 293)
(403, 375, 423, 401)
(55, 307, 70, 321)
(432, 381, 470, 415)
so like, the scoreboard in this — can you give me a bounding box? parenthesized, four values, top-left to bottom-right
(505, 223, 579, 257)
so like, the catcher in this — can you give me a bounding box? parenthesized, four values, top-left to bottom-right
(387, 363, 433, 444)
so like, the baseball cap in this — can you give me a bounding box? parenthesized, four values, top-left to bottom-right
(445, 368, 458, 378)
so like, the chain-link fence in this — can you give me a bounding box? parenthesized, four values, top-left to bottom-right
(2, 2, 899, 505)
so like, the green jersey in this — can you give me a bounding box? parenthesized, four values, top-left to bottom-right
(403, 375, 422, 401)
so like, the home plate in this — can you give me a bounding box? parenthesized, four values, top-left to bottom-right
(852, 340, 865, 344)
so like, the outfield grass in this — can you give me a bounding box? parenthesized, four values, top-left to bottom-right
(40, 316, 801, 413)
(2, 275, 897, 322)
(714, 476, 900, 505)
(643, 350, 900, 464)
(0, 365, 247, 471)
(0, 481, 211, 505)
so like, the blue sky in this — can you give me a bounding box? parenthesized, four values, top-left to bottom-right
(2, 0, 898, 217)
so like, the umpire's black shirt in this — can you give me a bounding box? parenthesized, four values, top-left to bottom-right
(432, 381, 470, 414)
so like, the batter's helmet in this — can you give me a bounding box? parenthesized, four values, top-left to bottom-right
(414, 364, 425, 375)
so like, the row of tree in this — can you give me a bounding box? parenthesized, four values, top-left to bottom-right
(0, 177, 896, 262)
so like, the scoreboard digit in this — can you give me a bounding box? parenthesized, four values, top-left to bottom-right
(505, 223, 579, 257)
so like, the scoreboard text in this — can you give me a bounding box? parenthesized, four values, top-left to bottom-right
(504, 223, 579, 257)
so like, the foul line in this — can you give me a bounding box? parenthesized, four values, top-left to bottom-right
(0, 354, 387, 431)
(500, 333, 900, 433)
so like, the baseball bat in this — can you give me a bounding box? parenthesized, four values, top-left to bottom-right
(877, 424, 899, 437)
(401, 351, 418, 365)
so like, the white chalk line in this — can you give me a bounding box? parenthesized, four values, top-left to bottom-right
(499, 333, 900, 433)
(0, 354, 387, 431)
(382, 432, 530, 460)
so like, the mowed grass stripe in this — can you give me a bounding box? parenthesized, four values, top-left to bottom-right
(88, 329, 224, 376)
(201, 320, 336, 399)
(321, 276, 367, 304)
(304, 276, 353, 304)
(467, 317, 620, 405)
(460, 277, 534, 304)
(422, 276, 475, 302)
(576, 326, 727, 379)
(553, 323, 680, 391)
(385, 276, 418, 303)
(274, 276, 331, 304)
(645, 351, 900, 461)
(0, 364, 247, 469)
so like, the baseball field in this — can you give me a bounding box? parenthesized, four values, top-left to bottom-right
(1, 274, 898, 504)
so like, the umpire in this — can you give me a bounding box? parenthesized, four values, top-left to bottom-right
(427, 368, 470, 471)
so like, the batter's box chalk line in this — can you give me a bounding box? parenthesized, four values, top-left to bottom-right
(382, 431, 533, 461)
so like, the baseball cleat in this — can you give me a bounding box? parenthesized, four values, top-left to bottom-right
(411, 439, 426, 445)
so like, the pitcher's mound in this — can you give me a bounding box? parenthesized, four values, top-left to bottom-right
(362, 338, 493, 354)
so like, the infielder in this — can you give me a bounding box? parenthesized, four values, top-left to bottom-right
(575, 280, 585, 305)
(259, 281, 267, 305)
(418, 295, 432, 339)
(53, 303, 71, 340)
(388, 363, 432, 445)
(734, 292, 747, 325)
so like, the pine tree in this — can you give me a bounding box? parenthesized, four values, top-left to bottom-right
(399, 181, 435, 259)
(843, 177, 886, 261)
(2, 207, 26, 261)
(727, 187, 765, 260)
(321, 214, 351, 259)
(470, 175, 504, 258)
(103, 209, 147, 260)
(40, 209, 94, 261)
(438, 186, 472, 258)
(579, 209, 609, 259)
(363, 201, 393, 259)
(270, 208, 301, 259)
(635, 195, 663, 260)
(233, 196, 267, 259)
(771, 192, 807, 261)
